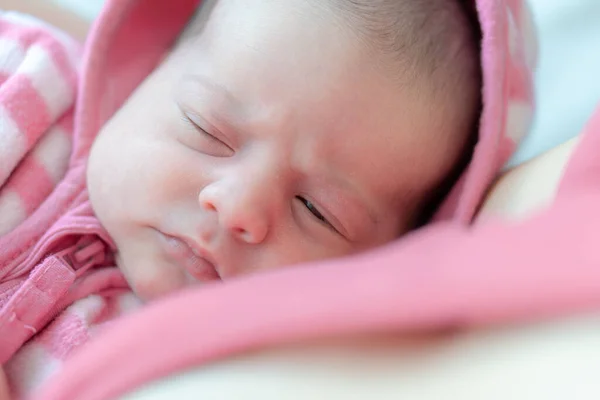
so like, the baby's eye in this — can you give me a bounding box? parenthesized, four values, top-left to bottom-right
(296, 196, 331, 226)
(181, 114, 234, 157)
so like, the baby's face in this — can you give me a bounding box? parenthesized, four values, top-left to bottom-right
(87, 0, 447, 300)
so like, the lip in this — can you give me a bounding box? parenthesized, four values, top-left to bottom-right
(157, 231, 221, 282)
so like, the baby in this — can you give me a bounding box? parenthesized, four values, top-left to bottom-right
(0, 0, 482, 395)
(87, 0, 481, 299)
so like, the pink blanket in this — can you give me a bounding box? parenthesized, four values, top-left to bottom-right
(34, 102, 600, 400)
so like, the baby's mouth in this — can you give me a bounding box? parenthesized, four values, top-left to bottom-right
(157, 232, 221, 282)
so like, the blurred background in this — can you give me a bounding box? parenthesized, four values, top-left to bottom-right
(49, 0, 102, 20)
(46, 0, 600, 166)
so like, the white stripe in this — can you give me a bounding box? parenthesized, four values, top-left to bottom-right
(33, 124, 72, 183)
(0, 105, 26, 186)
(0, 38, 25, 76)
(0, 189, 27, 236)
(67, 295, 104, 324)
(18, 45, 75, 120)
(4, 344, 63, 398)
(2, 11, 80, 47)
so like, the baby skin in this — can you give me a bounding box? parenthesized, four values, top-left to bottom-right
(87, 0, 480, 300)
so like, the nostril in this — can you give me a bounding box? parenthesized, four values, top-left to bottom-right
(232, 226, 253, 243)
(232, 226, 247, 236)
(202, 200, 217, 212)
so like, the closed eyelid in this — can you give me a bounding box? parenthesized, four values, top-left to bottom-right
(176, 110, 234, 157)
(333, 180, 378, 225)
(176, 92, 244, 147)
(309, 173, 379, 228)
(296, 187, 367, 241)
(179, 106, 236, 145)
(325, 199, 368, 241)
(296, 195, 346, 235)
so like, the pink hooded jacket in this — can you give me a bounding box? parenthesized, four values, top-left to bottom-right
(1, 0, 576, 397)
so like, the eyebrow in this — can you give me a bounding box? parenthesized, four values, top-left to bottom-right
(184, 74, 236, 100)
(181, 74, 245, 120)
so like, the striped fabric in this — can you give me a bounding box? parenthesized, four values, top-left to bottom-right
(0, 12, 137, 399)
(0, 11, 79, 237)
(5, 290, 141, 399)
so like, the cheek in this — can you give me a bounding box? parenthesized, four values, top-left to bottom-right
(87, 62, 194, 220)
(256, 236, 354, 274)
(87, 116, 201, 232)
(123, 256, 190, 301)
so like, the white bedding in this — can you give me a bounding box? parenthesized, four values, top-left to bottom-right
(126, 312, 600, 400)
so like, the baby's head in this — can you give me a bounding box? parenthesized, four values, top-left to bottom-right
(87, 0, 481, 299)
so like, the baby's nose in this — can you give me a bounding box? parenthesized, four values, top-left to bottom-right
(199, 183, 269, 245)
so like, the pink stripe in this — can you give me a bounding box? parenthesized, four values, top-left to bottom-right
(25, 32, 79, 100)
(0, 21, 63, 49)
(6, 154, 53, 215)
(37, 36, 79, 96)
(0, 20, 67, 49)
(57, 111, 75, 133)
(0, 74, 51, 147)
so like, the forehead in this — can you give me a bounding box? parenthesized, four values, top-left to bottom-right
(190, 0, 356, 89)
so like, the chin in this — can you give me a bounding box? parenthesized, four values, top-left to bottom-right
(130, 274, 187, 301)
(115, 253, 182, 301)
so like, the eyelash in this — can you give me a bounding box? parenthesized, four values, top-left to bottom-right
(183, 114, 234, 154)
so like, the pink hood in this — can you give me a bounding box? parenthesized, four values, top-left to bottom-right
(71, 0, 537, 224)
